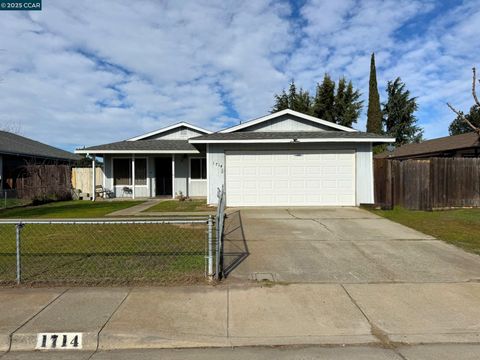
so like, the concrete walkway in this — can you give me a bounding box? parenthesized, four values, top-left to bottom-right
(2, 283, 480, 354)
(106, 199, 215, 217)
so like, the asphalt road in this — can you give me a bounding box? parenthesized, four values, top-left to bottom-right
(2, 344, 480, 360)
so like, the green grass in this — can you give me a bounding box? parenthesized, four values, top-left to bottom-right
(0, 222, 207, 285)
(369, 207, 480, 255)
(0, 200, 144, 219)
(1, 198, 32, 209)
(144, 199, 212, 212)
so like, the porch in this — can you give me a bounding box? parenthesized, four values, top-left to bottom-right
(90, 153, 207, 200)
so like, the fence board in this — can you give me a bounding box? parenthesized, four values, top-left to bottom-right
(374, 157, 480, 210)
(71, 167, 103, 194)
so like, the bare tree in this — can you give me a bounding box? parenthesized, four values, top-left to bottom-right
(447, 67, 480, 135)
(0, 120, 23, 134)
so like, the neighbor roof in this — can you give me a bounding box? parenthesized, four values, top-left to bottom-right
(0, 131, 80, 161)
(376, 132, 480, 159)
(220, 109, 358, 133)
(127, 122, 212, 141)
(189, 131, 395, 144)
(76, 139, 200, 154)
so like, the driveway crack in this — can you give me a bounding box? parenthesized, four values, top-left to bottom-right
(340, 285, 407, 359)
(286, 209, 338, 238)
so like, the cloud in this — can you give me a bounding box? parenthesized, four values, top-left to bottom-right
(0, 0, 479, 151)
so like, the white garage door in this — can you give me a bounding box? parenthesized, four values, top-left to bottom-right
(225, 150, 356, 206)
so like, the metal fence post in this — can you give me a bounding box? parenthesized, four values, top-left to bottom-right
(15, 223, 24, 285)
(207, 215, 214, 279)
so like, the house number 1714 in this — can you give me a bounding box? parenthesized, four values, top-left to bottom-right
(36, 333, 82, 349)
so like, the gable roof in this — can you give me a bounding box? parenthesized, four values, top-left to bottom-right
(76, 139, 199, 154)
(220, 109, 358, 133)
(127, 122, 212, 141)
(190, 131, 394, 144)
(0, 131, 80, 161)
(376, 132, 480, 159)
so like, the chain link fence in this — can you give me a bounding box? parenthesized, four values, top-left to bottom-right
(0, 218, 218, 286)
(1, 189, 32, 209)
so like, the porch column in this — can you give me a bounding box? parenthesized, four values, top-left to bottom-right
(132, 154, 136, 199)
(91, 155, 96, 201)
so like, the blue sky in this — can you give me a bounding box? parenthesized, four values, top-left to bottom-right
(0, 0, 479, 151)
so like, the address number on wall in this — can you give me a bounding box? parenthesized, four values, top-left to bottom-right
(36, 333, 82, 350)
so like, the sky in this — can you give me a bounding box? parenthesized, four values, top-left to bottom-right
(0, 0, 479, 151)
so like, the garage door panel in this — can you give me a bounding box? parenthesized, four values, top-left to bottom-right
(226, 150, 355, 206)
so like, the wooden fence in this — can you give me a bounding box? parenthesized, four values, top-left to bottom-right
(374, 158, 480, 210)
(71, 167, 103, 194)
(15, 164, 72, 201)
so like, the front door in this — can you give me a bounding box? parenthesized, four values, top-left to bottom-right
(155, 157, 172, 196)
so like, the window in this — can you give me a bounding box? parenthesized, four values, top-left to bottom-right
(191, 158, 207, 180)
(113, 158, 131, 186)
(113, 158, 147, 186)
(135, 158, 147, 185)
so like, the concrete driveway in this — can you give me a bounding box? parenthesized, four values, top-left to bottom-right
(223, 207, 480, 283)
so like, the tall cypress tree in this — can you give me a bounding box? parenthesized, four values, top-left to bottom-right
(366, 53, 382, 134)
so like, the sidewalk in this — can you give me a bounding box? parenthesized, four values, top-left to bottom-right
(2, 282, 480, 353)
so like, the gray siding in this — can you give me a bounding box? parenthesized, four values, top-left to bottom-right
(355, 143, 374, 204)
(238, 114, 332, 132)
(207, 144, 226, 204)
(206, 143, 374, 206)
(174, 154, 188, 197)
(143, 126, 205, 140)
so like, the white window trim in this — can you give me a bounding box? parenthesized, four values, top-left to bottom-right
(112, 156, 148, 188)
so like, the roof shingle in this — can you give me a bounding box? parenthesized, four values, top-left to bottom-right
(79, 139, 198, 152)
(0, 131, 80, 161)
(190, 131, 393, 141)
(376, 132, 480, 159)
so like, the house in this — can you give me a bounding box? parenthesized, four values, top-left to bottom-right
(376, 132, 480, 160)
(0, 130, 80, 190)
(75, 109, 394, 206)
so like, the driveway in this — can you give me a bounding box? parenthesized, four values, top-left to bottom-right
(223, 207, 480, 283)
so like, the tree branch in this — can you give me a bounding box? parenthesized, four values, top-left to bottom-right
(447, 102, 480, 135)
(473, 67, 480, 108)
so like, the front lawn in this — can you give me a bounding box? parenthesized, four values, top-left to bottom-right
(143, 199, 213, 212)
(369, 207, 480, 255)
(0, 222, 207, 285)
(0, 200, 144, 219)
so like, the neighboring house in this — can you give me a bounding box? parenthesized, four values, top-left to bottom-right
(0, 131, 80, 190)
(76, 109, 393, 206)
(376, 132, 480, 160)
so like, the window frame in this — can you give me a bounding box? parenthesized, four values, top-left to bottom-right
(112, 156, 148, 187)
(189, 157, 207, 181)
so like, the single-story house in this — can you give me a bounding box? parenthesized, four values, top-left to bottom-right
(376, 132, 480, 160)
(75, 109, 394, 206)
(0, 130, 80, 190)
